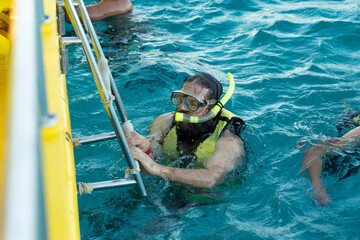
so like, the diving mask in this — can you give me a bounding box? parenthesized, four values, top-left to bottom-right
(171, 91, 218, 112)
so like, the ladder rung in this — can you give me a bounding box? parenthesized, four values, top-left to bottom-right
(59, 37, 82, 74)
(73, 131, 116, 147)
(77, 178, 137, 195)
(60, 36, 82, 46)
(87, 179, 136, 191)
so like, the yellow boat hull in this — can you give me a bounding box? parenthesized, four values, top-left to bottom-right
(0, 0, 80, 239)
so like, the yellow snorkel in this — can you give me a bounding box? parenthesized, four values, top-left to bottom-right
(175, 72, 235, 123)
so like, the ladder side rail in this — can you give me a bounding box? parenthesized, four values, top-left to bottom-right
(75, 0, 129, 123)
(106, 108, 148, 197)
(75, 0, 103, 59)
(63, 0, 147, 197)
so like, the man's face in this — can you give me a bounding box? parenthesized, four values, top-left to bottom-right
(175, 82, 217, 137)
(175, 82, 211, 116)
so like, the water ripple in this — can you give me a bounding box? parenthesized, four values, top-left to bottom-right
(69, 0, 360, 239)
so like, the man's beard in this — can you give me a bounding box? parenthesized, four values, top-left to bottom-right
(175, 115, 218, 142)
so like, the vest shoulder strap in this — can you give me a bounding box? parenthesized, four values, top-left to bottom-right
(218, 109, 246, 137)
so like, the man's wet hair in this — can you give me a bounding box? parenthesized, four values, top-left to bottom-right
(185, 73, 223, 101)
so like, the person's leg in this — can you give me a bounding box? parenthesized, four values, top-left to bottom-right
(86, 0, 132, 21)
(65, 0, 132, 22)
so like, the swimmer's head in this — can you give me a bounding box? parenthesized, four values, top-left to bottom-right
(184, 73, 223, 103)
(171, 73, 223, 116)
(172, 73, 224, 136)
(173, 72, 234, 123)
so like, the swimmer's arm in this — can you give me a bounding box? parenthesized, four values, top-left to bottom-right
(342, 126, 360, 146)
(125, 112, 173, 153)
(301, 138, 349, 189)
(301, 144, 331, 206)
(301, 127, 360, 206)
(146, 112, 174, 158)
(325, 126, 360, 148)
(149, 131, 245, 188)
(302, 144, 326, 188)
(303, 126, 360, 178)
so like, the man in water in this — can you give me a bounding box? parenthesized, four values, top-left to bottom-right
(301, 113, 360, 206)
(126, 73, 246, 188)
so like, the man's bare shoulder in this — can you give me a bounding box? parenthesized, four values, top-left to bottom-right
(154, 112, 174, 122)
(149, 112, 175, 137)
(152, 112, 174, 127)
(217, 130, 244, 147)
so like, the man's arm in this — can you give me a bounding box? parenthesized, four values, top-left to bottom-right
(301, 126, 360, 206)
(301, 144, 330, 206)
(146, 112, 174, 157)
(125, 112, 174, 156)
(342, 126, 360, 139)
(130, 130, 246, 188)
(302, 126, 360, 180)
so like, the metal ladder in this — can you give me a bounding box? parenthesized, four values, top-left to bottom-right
(57, 0, 147, 197)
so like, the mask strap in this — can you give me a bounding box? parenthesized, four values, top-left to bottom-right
(216, 101, 224, 109)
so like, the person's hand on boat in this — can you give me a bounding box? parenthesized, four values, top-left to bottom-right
(125, 131, 151, 153)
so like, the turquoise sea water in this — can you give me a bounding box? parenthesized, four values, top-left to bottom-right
(66, 0, 360, 239)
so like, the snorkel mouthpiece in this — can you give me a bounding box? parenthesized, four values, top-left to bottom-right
(175, 72, 235, 123)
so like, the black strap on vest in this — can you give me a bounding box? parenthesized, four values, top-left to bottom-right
(219, 116, 246, 137)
